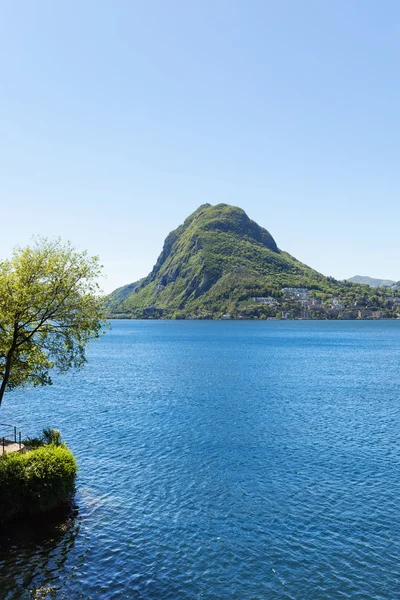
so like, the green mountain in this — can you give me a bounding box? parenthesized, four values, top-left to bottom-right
(107, 280, 141, 305)
(347, 275, 399, 288)
(109, 203, 352, 319)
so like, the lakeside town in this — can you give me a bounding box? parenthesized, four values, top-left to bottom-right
(133, 285, 400, 321)
(219, 287, 400, 321)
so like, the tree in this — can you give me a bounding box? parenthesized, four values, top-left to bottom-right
(0, 238, 106, 406)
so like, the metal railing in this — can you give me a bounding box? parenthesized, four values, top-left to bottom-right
(0, 422, 22, 454)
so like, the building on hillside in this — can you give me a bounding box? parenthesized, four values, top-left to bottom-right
(371, 311, 384, 319)
(309, 298, 322, 307)
(331, 298, 344, 310)
(253, 297, 278, 306)
(358, 310, 373, 319)
(299, 298, 310, 307)
(282, 288, 310, 299)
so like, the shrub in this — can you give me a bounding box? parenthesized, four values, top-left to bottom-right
(0, 445, 77, 523)
(23, 427, 65, 449)
(21, 436, 43, 449)
(42, 427, 64, 446)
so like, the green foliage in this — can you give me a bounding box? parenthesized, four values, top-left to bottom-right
(42, 427, 63, 446)
(24, 427, 65, 448)
(0, 237, 107, 405)
(21, 436, 44, 449)
(106, 279, 142, 307)
(0, 444, 77, 523)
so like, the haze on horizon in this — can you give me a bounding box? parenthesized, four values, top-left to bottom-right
(1, 1, 399, 294)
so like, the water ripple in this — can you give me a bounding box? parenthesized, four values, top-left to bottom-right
(1, 320, 400, 599)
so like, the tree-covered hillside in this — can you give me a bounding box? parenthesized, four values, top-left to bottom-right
(107, 204, 399, 320)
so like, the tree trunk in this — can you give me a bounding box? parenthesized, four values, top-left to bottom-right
(0, 353, 13, 406)
(0, 326, 18, 407)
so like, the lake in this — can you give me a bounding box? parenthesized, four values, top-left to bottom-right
(1, 320, 400, 599)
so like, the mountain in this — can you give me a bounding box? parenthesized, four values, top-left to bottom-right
(106, 280, 141, 305)
(108, 203, 354, 319)
(347, 275, 399, 288)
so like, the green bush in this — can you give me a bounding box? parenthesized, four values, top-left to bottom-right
(0, 444, 77, 523)
(23, 427, 65, 449)
(42, 427, 64, 446)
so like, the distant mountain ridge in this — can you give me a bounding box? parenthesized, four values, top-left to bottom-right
(347, 276, 399, 288)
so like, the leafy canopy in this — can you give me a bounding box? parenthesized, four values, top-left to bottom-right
(0, 238, 106, 405)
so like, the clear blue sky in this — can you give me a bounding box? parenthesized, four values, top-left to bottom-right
(1, 1, 399, 292)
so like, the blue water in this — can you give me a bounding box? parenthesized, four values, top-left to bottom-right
(1, 320, 400, 599)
